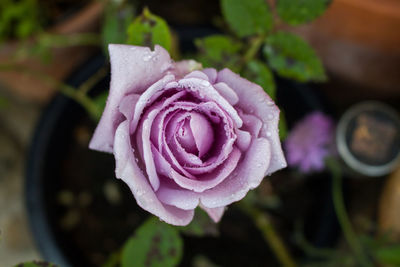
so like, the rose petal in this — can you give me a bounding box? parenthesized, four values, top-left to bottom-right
(238, 111, 263, 138)
(114, 121, 194, 226)
(119, 94, 140, 126)
(217, 69, 287, 173)
(202, 68, 217, 84)
(184, 70, 210, 81)
(156, 179, 199, 210)
(200, 138, 271, 208)
(200, 204, 225, 223)
(152, 144, 241, 193)
(141, 106, 162, 191)
(150, 90, 187, 148)
(177, 77, 243, 128)
(89, 45, 171, 153)
(190, 112, 214, 157)
(130, 74, 176, 133)
(160, 108, 199, 178)
(138, 91, 192, 190)
(213, 82, 239, 105)
(158, 101, 235, 176)
(176, 117, 198, 154)
(235, 129, 251, 151)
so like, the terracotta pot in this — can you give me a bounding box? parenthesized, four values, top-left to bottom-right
(293, 0, 400, 99)
(0, 1, 104, 103)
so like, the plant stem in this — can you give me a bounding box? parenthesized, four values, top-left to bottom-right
(240, 203, 297, 267)
(0, 64, 101, 120)
(241, 34, 265, 70)
(294, 225, 339, 259)
(38, 32, 101, 48)
(78, 66, 108, 96)
(327, 159, 372, 267)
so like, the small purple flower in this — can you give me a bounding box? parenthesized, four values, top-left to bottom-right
(285, 112, 335, 173)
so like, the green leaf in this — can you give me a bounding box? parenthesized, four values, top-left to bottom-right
(13, 261, 58, 267)
(94, 91, 108, 112)
(244, 60, 276, 100)
(121, 217, 183, 267)
(374, 245, 400, 266)
(126, 8, 172, 52)
(279, 111, 288, 140)
(0, 0, 41, 41)
(221, 0, 273, 37)
(102, 1, 134, 53)
(277, 0, 331, 25)
(179, 208, 219, 237)
(263, 31, 326, 82)
(195, 35, 242, 72)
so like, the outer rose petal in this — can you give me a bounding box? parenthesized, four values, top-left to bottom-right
(90, 44, 172, 153)
(216, 68, 287, 174)
(119, 94, 140, 122)
(200, 138, 271, 208)
(200, 205, 225, 223)
(201, 68, 217, 84)
(114, 120, 194, 226)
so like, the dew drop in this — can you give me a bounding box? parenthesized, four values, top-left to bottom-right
(266, 131, 272, 137)
(143, 55, 152, 61)
(267, 100, 275, 106)
(267, 114, 274, 120)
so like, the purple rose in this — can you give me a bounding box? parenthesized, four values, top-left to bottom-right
(285, 111, 335, 173)
(89, 44, 286, 226)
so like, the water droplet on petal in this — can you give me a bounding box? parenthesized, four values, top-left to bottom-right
(143, 55, 152, 62)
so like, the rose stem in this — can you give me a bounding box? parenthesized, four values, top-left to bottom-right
(239, 202, 297, 267)
(327, 158, 372, 267)
(240, 34, 266, 70)
(0, 64, 101, 120)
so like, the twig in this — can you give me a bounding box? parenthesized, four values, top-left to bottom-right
(327, 158, 372, 267)
(78, 65, 108, 96)
(0, 64, 101, 120)
(239, 202, 297, 267)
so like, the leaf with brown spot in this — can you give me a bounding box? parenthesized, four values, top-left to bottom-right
(121, 217, 183, 267)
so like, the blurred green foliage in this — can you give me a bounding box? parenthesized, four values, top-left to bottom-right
(195, 35, 242, 72)
(221, 0, 273, 37)
(126, 7, 172, 52)
(0, 0, 41, 41)
(101, 1, 135, 54)
(277, 0, 332, 25)
(263, 31, 326, 82)
(244, 60, 276, 100)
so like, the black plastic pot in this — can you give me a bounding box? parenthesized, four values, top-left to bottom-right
(26, 51, 338, 267)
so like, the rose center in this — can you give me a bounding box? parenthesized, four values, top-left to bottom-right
(176, 112, 214, 158)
